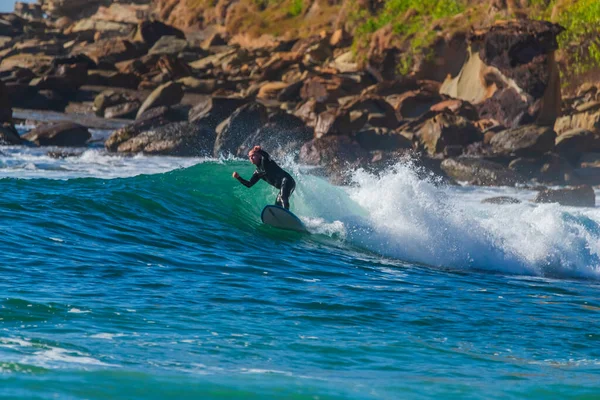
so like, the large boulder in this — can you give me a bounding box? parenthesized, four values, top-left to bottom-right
(441, 20, 564, 128)
(0, 81, 13, 127)
(237, 112, 313, 160)
(441, 157, 524, 186)
(22, 122, 91, 147)
(116, 121, 215, 156)
(355, 127, 412, 151)
(508, 153, 575, 184)
(41, 0, 110, 20)
(136, 82, 184, 119)
(148, 35, 189, 55)
(555, 128, 600, 162)
(105, 106, 187, 152)
(214, 102, 267, 156)
(490, 125, 556, 156)
(554, 102, 600, 135)
(188, 96, 248, 130)
(416, 113, 482, 155)
(74, 38, 145, 67)
(534, 185, 595, 207)
(299, 135, 369, 167)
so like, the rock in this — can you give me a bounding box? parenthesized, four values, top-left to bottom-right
(294, 100, 327, 128)
(0, 125, 21, 145)
(90, 3, 149, 24)
(237, 113, 313, 159)
(41, 0, 109, 20)
(67, 18, 133, 36)
(361, 78, 419, 97)
(136, 82, 183, 119)
(257, 82, 289, 100)
(188, 96, 248, 130)
(104, 101, 140, 119)
(0, 81, 13, 126)
(202, 32, 227, 49)
(277, 80, 304, 102)
(441, 157, 524, 186)
(355, 127, 412, 151)
(105, 106, 186, 152)
(74, 38, 145, 67)
(555, 128, 600, 162)
(22, 122, 91, 147)
(87, 70, 140, 89)
(490, 125, 556, 156)
(12, 88, 68, 112)
(93, 90, 135, 116)
(579, 153, 600, 168)
(343, 95, 398, 129)
(416, 113, 483, 155)
(554, 102, 600, 135)
(116, 121, 215, 156)
(330, 29, 352, 48)
(300, 74, 364, 104)
(258, 52, 302, 82)
(0, 53, 54, 74)
(430, 99, 479, 121)
(315, 109, 368, 138)
(573, 167, 600, 186)
(14, 2, 44, 20)
(148, 35, 189, 55)
(132, 20, 185, 47)
(299, 135, 368, 166)
(214, 102, 267, 156)
(508, 153, 575, 184)
(482, 196, 522, 204)
(389, 90, 443, 120)
(534, 185, 595, 207)
(441, 20, 563, 128)
(331, 51, 358, 73)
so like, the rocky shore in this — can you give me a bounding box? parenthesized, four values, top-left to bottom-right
(1, 0, 599, 206)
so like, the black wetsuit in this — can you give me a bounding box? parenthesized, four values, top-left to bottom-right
(237, 150, 296, 209)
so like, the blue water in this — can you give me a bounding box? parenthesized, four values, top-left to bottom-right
(0, 146, 599, 399)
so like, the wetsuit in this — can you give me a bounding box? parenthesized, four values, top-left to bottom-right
(237, 150, 296, 209)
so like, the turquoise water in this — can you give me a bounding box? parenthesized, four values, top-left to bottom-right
(0, 147, 599, 399)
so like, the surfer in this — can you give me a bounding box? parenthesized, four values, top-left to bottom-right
(232, 146, 296, 210)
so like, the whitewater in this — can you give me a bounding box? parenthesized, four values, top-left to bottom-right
(0, 138, 599, 399)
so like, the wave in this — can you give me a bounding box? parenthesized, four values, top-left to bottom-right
(0, 147, 598, 280)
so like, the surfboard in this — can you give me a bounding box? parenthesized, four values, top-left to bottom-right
(261, 205, 309, 233)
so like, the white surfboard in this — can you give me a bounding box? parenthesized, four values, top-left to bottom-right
(261, 205, 309, 233)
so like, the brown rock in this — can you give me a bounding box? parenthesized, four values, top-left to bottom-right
(257, 82, 289, 100)
(315, 109, 368, 138)
(299, 135, 369, 167)
(0, 81, 13, 126)
(554, 102, 600, 134)
(441, 157, 524, 186)
(132, 20, 185, 47)
(490, 125, 556, 156)
(23, 122, 91, 147)
(389, 90, 443, 120)
(148, 35, 189, 55)
(294, 100, 327, 128)
(75, 38, 144, 67)
(356, 127, 412, 151)
(300, 74, 364, 104)
(188, 96, 248, 130)
(508, 153, 575, 184)
(136, 82, 184, 119)
(330, 29, 352, 48)
(417, 113, 483, 155)
(87, 70, 140, 89)
(104, 101, 140, 119)
(214, 102, 267, 156)
(105, 106, 187, 152)
(0, 125, 21, 145)
(555, 129, 600, 162)
(534, 185, 595, 207)
(117, 121, 215, 156)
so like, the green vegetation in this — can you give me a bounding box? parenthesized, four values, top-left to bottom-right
(550, 0, 600, 77)
(351, 0, 467, 74)
(287, 0, 303, 17)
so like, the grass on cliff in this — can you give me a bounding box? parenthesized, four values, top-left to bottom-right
(350, 0, 468, 74)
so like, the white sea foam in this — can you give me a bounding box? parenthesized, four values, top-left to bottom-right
(0, 147, 206, 180)
(293, 161, 600, 279)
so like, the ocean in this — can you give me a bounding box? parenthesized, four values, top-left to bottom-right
(0, 127, 599, 399)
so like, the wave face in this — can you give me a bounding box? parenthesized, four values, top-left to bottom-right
(0, 147, 599, 399)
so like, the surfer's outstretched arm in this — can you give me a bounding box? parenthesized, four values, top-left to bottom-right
(232, 170, 263, 188)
